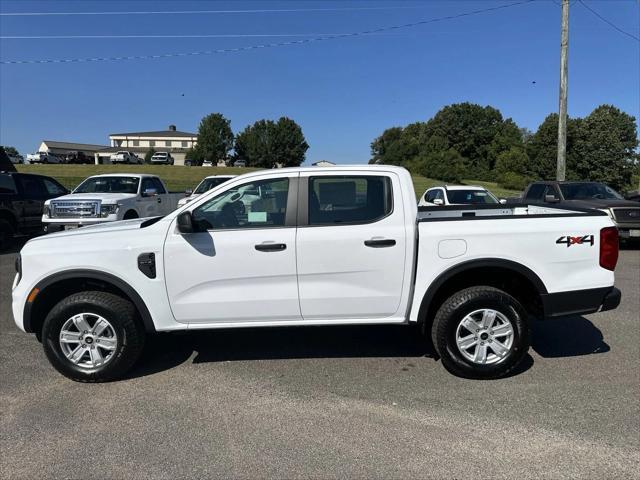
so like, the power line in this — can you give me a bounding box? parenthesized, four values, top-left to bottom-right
(1, 34, 362, 40)
(577, 0, 639, 42)
(0, 6, 437, 17)
(0, 0, 536, 65)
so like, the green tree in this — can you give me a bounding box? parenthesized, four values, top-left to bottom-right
(194, 113, 234, 163)
(571, 105, 638, 190)
(495, 147, 531, 190)
(235, 117, 308, 168)
(1, 146, 19, 157)
(526, 113, 581, 180)
(418, 148, 466, 183)
(421, 103, 522, 178)
(144, 148, 156, 164)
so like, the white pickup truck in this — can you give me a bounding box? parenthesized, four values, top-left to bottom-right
(12, 166, 621, 382)
(41, 174, 185, 230)
(26, 152, 63, 164)
(109, 151, 142, 164)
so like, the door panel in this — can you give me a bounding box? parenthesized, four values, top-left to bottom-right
(296, 173, 407, 320)
(164, 174, 300, 324)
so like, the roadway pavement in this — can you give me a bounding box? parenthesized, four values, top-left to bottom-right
(1, 242, 639, 479)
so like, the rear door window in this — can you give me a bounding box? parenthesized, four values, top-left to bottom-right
(18, 176, 47, 196)
(0, 175, 18, 194)
(525, 184, 546, 200)
(308, 176, 392, 225)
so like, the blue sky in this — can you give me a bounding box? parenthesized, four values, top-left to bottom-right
(1, 0, 638, 163)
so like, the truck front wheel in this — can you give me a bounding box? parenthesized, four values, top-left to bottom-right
(41, 291, 146, 382)
(431, 286, 530, 379)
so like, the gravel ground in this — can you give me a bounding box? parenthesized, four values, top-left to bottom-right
(1, 243, 638, 479)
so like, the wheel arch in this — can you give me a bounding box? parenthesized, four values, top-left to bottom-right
(23, 269, 155, 336)
(417, 258, 547, 334)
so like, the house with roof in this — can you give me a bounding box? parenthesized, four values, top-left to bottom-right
(102, 125, 198, 165)
(37, 140, 109, 158)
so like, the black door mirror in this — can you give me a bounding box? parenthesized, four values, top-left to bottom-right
(177, 211, 195, 234)
(544, 194, 560, 203)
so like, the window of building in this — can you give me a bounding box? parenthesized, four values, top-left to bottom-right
(165, 141, 171, 147)
(308, 176, 392, 226)
(182, 141, 188, 148)
(132, 140, 139, 147)
(149, 140, 155, 147)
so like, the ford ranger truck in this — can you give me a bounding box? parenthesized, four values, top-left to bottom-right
(12, 166, 621, 382)
(42, 174, 185, 230)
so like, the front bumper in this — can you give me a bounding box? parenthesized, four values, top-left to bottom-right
(541, 286, 621, 319)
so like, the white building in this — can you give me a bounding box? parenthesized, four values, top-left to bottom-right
(102, 125, 198, 165)
(312, 160, 336, 167)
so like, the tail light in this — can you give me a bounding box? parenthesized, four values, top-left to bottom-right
(599, 227, 619, 271)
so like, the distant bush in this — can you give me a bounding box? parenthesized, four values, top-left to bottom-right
(419, 149, 466, 183)
(497, 172, 530, 191)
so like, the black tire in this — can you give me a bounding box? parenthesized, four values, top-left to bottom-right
(42, 291, 145, 382)
(0, 219, 15, 251)
(431, 286, 530, 379)
(123, 210, 138, 220)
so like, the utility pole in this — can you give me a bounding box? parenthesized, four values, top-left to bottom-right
(556, 0, 569, 181)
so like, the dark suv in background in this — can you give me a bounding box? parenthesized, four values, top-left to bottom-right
(522, 181, 640, 240)
(0, 172, 69, 249)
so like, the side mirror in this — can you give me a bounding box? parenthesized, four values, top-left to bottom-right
(544, 194, 560, 203)
(499, 198, 507, 204)
(433, 198, 444, 206)
(185, 189, 193, 196)
(177, 211, 195, 234)
(142, 188, 158, 197)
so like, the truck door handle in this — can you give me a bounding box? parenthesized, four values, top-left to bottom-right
(157, 197, 162, 203)
(255, 243, 287, 252)
(364, 238, 396, 248)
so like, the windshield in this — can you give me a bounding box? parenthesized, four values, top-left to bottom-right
(446, 189, 499, 204)
(74, 177, 139, 194)
(560, 183, 623, 200)
(194, 177, 233, 194)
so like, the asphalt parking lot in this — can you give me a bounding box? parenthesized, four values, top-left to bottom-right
(1, 243, 639, 479)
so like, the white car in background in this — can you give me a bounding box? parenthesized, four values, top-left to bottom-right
(177, 175, 236, 207)
(109, 151, 143, 164)
(418, 185, 505, 206)
(150, 152, 174, 165)
(26, 152, 63, 164)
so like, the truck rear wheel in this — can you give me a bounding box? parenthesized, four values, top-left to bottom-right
(431, 286, 530, 379)
(41, 291, 145, 382)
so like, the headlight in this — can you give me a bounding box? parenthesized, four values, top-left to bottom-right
(43, 205, 50, 217)
(100, 204, 119, 217)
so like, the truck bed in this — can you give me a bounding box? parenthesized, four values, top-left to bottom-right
(417, 202, 603, 220)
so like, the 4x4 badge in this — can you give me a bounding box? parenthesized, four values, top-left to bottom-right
(556, 235, 594, 247)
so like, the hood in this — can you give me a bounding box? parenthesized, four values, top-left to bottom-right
(561, 198, 640, 209)
(47, 192, 137, 203)
(30, 217, 156, 242)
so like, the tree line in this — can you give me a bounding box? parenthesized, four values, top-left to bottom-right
(369, 102, 639, 191)
(187, 113, 309, 168)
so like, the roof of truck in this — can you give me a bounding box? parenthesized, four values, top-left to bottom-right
(85, 173, 159, 179)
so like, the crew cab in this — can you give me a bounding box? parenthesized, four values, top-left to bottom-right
(109, 151, 142, 164)
(418, 185, 505, 207)
(41, 174, 185, 230)
(12, 166, 621, 382)
(150, 152, 174, 165)
(0, 172, 68, 249)
(177, 175, 236, 207)
(26, 152, 63, 164)
(522, 181, 640, 239)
